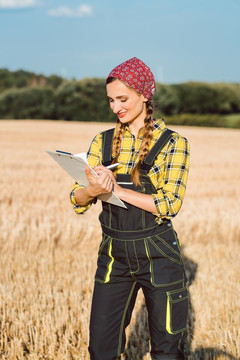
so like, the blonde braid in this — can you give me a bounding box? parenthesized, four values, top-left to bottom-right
(112, 119, 125, 165)
(131, 100, 154, 186)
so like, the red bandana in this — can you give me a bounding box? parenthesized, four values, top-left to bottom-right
(107, 57, 156, 100)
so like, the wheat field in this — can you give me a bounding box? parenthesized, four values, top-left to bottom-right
(0, 120, 239, 360)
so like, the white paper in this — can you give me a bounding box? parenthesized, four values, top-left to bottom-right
(46, 150, 127, 209)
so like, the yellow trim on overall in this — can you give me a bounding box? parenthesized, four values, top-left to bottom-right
(104, 238, 114, 283)
(166, 295, 174, 334)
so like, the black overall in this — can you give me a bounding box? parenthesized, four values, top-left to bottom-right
(88, 129, 189, 360)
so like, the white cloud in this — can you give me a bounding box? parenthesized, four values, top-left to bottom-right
(0, 0, 39, 8)
(48, 5, 92, 18)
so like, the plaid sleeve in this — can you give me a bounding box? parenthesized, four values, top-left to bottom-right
(152, 135, 190, 219)
(69, 132, 102, 215)
(70, 183, 92, 214)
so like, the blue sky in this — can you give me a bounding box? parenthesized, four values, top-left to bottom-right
(0, 0, 239, 84)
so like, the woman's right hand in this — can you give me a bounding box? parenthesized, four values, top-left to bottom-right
(85, 166, 113, 197)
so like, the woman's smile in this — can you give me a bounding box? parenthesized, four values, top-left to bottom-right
(118, 111, 127, 118)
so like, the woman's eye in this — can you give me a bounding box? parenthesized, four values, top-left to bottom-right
(121, 99, 127, 103)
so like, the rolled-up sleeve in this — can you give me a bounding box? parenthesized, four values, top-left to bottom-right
(152, 135, 190, 219)
(69, 132, 102, 215)
(70, 183, 93, 214)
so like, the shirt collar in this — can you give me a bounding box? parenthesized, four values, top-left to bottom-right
(153, 118, 166, 132)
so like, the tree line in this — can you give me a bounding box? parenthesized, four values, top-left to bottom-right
(0, 68, 240, 127)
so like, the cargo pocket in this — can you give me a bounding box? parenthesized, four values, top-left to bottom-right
(144, 232, 184, 287)
(166, 286, 189, 335)
(95, 237, 114, 284)
(152, 229, 182, 263)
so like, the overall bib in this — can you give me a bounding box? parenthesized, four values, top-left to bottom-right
(88, 129, 189, 360)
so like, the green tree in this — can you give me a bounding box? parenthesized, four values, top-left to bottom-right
(54, 80, 90, 120)
(212, 83, 240, 114)
(0, 87, 55, 119)
(172, 82, 219, 114)
(153, 84, 180, 116)
(78, 78, 115, 122)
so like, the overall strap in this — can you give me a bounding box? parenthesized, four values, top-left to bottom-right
(141, 129, 174, 173)
(101, 128, 115, 166)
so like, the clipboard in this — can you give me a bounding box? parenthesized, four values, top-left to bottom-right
(46, 150, 127, 209)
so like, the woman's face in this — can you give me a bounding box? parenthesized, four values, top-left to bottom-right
(106, 79, 148, 126)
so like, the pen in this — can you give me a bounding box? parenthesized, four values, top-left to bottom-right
(56, 150, 72, 155)
(106, 163, 120, 170)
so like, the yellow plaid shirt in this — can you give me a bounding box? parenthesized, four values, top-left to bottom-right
(70, 119, 190, 224)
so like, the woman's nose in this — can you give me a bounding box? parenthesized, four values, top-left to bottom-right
(112, 102, 121, 113)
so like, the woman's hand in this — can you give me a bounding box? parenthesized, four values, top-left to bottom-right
(74, 165, 122, 207)
(93, 165, 123, 197)
(85, 166, 114, 197)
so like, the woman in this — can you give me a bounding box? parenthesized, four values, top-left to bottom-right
(70, 57, 190, 360)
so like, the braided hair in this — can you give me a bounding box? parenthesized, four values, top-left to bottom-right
(106, 77, 154, 186)
(131, 100, 153, 186)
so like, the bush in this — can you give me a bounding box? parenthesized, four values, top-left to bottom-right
(170, 82, 240, 115)
(171, 83, 219, 114)
(54, 81, 88, 121)
(0, 87, 55, 119)
(153, 84, 180, 115)
(163, 114, 227, 128)
(54, 79, 115, 122)
(211, 83, 240, 114)
(78, 78, 115, 122)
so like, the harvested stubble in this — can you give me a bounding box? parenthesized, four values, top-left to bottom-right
(0, 120, 239, 360)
